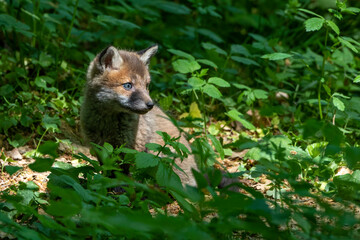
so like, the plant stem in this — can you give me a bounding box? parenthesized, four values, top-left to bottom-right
(35, 128, 48, 156)
(319, 27, 329, 120)
(200, 91, 208, 139)
(66, 0, 80, 43)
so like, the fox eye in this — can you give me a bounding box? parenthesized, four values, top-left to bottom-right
(123, 82, 132, 90)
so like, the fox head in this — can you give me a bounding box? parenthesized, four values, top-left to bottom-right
(86, 45, 158, 114)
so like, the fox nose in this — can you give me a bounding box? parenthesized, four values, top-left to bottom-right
(146, 101, 154, 109)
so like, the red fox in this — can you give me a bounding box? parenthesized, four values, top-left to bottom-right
(80, 45, 198, 186)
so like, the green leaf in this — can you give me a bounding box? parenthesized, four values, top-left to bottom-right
(333, 97, 345, 111)
(226, 109, 256, 130)
(201, 42, 227, 55)
(42, 114, 60, 132)
(208, 134, 224, 160)
(203, 84, 222, 99)
(38, 141, 59, 158)
(196, 59, 218, 69)
(298, 8, 323, 18)
(253, 89, 268, 99)
(326, 20, 340, 35)
(29, 157, 55, 172)
(172, 59, 201, 74)
(354, 76, 360, 83)
(208, 77, 230, 87)
(167, 49, 195, 60)
(198, 28, 223, 43)
(135, 152, 159, 168)
(0, 84, 14, 96)
(233, 83, 251, 90)
(153, 1, 190, 15)
(231, 56, 259, 66)
(304, 17, 324, 32)
(188, 77, 205, 88)
(344, 7, 360, 14)
(230, 44, 250, 57)
(4, 166, 23, 175)
(39, 52, 53, 67)
(261, 53, 293, 61)
(8, 133, 30, 148)
(97, 15, 140, 29)
(338, 37, 358, 53)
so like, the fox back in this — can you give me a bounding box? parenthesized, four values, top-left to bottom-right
(80, 45, 198, 186)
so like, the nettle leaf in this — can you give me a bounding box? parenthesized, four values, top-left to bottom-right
(39, 52, 53, 67)
(197, 59, 218, 69)
(188, 77, 205, 88)
(261, 53, 292, 61)
(208, 77, 230, 87)
(230, 44, 250, 57)
(38, 141, 59, 158)
(226, 109, 256, 130)
(42, 114, 60, 132)
(203, 84, 222, 99)
(197, 28, 223, 43)
(326, 20, 340, 35)
(333, 97, 345, 111)
(172, 59, 201, 74)
(231, 56, 259, 66)
(168, 49, 195, 61)
(135, 152, 159, 169)
(304, 17, 324, 32)
(344, 7, 360, 14)
(253, 89, 268, 99)
(354, 76, 360, 83)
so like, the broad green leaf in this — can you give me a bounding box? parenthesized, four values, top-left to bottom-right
(208, 77, 230, 87)
(188, 77, 205, 88)
(354, 76, 360, 83)
(231, 56, 259, 66)
(208, 134, 224, 160)
(231, 44, 250, 57)
(42, 114, 60, 132)
(39, 52, 53, 67)
(135, 152, 159, 168)
(172, 59, 201, 74)
(253, 89, 268, 99)
(0, 84, 14, 96)
(304, 17, 324, 32)
(261, 53, 292, 61)
(226, 109, 256, 130)
(4, 166, 23, 175)
(197, 59, 218, 69)
(203, 84, 222, 99)
(38, 141, 59, 158)
(333, 97, 345, 111)
(29, 157, 55, 172)
(167, 49, 195, 60)
(326, 20, 340, 35)
(338, 37, 358, 53)
(145, 143, 163, 152)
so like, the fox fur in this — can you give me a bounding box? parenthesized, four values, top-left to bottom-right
(80, 45, 198, 186)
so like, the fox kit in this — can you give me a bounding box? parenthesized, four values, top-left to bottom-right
(80, 45, 198, 186)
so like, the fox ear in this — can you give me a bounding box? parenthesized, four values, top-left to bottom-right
(99, 46, 123, 70)
(137, 44, 158, 65)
